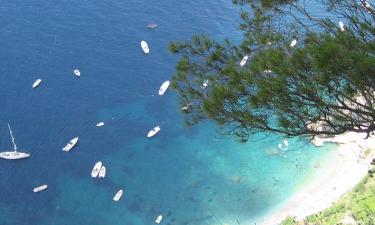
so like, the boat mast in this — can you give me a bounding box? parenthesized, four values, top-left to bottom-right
(7, 124, 17, 152)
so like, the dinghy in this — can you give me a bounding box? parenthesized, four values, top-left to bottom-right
(290, 39, 297, 47)
(32, 79, 42, 88)
(113, 189, 123, 202)
(98, 165, 106, 178)
(155, 215, 163, 224)
(62, 137, 78, 152)
(96, 122, 104, 127)
(33, 184, 48, 193)
(147, 126, 160, 138)
(239, 55, 248, 66)
(73, 69, 81, 77)
(91, 161, 102, 178)
(158, 81, 170, 95)
(141, 40, 150, 54)
(339, 21, 345, 32)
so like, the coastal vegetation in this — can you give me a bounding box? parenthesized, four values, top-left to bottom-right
(170, 0, 375, 142)
(281, 173, 375, 225)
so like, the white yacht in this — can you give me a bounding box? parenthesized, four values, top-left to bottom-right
(290, 39, 297, 47)
(98, 165, 106, 178)
(158, 81, 170, 95)
(155, 215, 163, 224)
(0, 124, 30, 160)
(147, 126, 160, 138)
(33, 184, 48, 193)
(62, 137, 79, 152)
(96, 122, 105, 127)
(239, 55, 248, 66)
(91, 161, 102, 178)
(113, 189, 123, 202)
(32, 79, 42, 88)
(146, 23, 158, 29)
(73, 69, 81, 77)
(141, 40, 150, 54)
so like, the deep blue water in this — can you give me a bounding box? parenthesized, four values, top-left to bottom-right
(0, 1, 335, 225)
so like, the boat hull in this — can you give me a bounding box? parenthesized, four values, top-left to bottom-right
(0, 151, 30, 160)
(91, 161, 102, 178)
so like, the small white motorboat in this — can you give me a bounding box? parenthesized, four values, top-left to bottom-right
(290, 39, 297, 47)
(96, 122, 105, 127)
(62, 137, 79, 152)
(155, 215, 163, 224)
(339, 21, 345, 32)
(98, 165, 106, 178)
(91, 161, 102, 178)
(113, 189, 123, 202)
(73, 69, 81, 77)
(147, 126, 160, 138)
(146, 23, 158, 29)
(141, 40, 150, 54)
(239, 55, 248, 66)
(33, 184, 48, 193)
(201, 80, 209, 89)
(0, 124, 30, 160)
(32, 79, 42, 88)
(158, 81, 170, 95)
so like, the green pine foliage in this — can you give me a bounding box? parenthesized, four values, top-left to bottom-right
(170, 0, 375, 141)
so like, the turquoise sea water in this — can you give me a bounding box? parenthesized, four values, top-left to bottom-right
(0, 1, 336, 224)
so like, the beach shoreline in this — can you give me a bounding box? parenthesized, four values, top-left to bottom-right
(259, 132, 375, 225)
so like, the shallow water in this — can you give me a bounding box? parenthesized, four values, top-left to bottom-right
(0, 1, 335, 224)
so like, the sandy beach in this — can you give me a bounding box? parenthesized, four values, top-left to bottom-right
(260, 132, 375, 225)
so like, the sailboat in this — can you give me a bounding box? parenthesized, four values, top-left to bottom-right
(0, 124, 30, 160)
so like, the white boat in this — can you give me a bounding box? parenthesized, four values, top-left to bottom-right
(239, 55, 248, 66)
(96, 122, 105, 127)
(33, 184, 48, 193)
(155, 215, 163, 224)
(283, 139, 289, 147)
(158, 81, 170, 95)
(147, 126, 160, 138)
(0, 124, 30, 160)
(290, 39, 297, 47)
(73, 69, 81, 77)
(32, 79, 42, 88)
(146, 23, 158, 29)
(113, 189, 123, 202)
(141, 40, 150, 54)
(339, 21, 345, 32)
(62, 137, 79, 152)
(99, 165, 106, 178)
(201, 80, 209, 89)
(91, 161, 102, 178)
